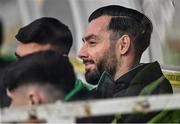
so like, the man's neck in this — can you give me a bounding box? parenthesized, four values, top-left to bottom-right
(113, 60, 140, 81)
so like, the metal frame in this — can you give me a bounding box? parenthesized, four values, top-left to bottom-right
(1, 93, 180, 123)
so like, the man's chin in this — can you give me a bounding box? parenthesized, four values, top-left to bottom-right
(85, 70, 101, 85)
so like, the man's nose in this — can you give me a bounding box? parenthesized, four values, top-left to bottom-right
(78, 45, 88, 59)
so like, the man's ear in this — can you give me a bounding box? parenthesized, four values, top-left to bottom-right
(7, 89, 12, 98)
(27, 90, 42, 106)
(116, 35, 131, 55)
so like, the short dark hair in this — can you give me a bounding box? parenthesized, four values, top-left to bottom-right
(3, 50, 75, 100)
(15, 17, 73, 54)
(89, 5, 153, 57)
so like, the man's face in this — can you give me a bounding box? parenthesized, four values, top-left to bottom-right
(15, 42, 52, 58)
(78, 16, 118, 85)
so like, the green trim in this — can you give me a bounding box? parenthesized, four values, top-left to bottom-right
(112, 76, 165, 123)
(63, 79, 95, 101)
(139, 76, 164, 95)
(111, 113, 122, 124)
(147, 110, 169, 123)
(96, 71, 112, 90)
(63, 79, 84, 101)
(147, 110, 180, 123)
(0, 55, 15, 61)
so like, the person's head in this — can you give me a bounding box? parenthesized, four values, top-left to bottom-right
(78, 5, 153, 84)
(3, 50, 75, 107)
(15, 17, 73, 58)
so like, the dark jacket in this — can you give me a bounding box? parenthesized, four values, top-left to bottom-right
(96, 61, 172, 98)
(68, 61, 173, 123)
(92, 61, 173, 123)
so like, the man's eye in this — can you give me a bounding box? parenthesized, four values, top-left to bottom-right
(90, 42, 96, 47)
(89, 41, 96, 44)
(88, 40, 96, 46)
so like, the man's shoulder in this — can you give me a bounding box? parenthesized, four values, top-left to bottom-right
(114, 61, 173, 97)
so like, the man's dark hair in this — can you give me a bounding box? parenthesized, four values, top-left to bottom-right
(15, 17, 73, 54)
(2, 50, 76, 100)
(89, 5, 153, 57)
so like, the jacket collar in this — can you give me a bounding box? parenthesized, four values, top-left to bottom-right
(95, 61, 161, 98)
(95, 71, 115, 98)
(115, 63, 146, 85)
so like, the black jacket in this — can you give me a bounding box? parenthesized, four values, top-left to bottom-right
(96, 61, 172, 99)
(91, 61, 173, 123)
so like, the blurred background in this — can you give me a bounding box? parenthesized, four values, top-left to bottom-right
(0, 0, 179, 90)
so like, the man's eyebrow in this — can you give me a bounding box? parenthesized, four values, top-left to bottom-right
(14, 52, 21, 59)
(82, 34, 98, 42)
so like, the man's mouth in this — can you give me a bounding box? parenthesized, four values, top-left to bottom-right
(83, 60, 95, 70)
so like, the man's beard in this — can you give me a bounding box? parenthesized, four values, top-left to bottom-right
(85, 45, 117, 85)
